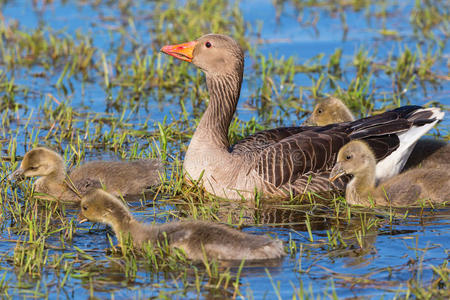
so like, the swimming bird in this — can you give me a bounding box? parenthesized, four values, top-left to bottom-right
(304, 96, 449, 170)
(161, 34, 444, 200)
(329, 140, 449, 206)
(78, 189, 285, 261)
(9, 147, 162, 202)
(161, 34, 445, 200)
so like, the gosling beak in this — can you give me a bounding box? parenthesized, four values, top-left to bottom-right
(160, 40, 197, 62)
(303, 116, 314, 126)
(9, 167, 25, 182)
(77, 214, 88, 224)
(329, 162, 346, 182)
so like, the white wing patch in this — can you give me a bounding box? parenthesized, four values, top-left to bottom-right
(375, 107, 445, 183)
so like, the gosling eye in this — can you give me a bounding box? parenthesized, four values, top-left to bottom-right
(82, 206, 88, 211)
(28, 166, 38, 171)
(205, 41, 212, 48)
(317, 109, 323, 114)
(346, 155, 352, 160)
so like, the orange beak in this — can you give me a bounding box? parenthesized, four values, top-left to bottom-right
(160, 41, 197, 62)
(329, 162, 346, 182)
(77, 213, 89, 224)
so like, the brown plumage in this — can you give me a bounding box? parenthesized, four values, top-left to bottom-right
(79, 189, 285, 261)
(9, 147, 162, 202)
(304, 96, 449, 170)
(161, 34, 444, 200)
(403, 139, 449, 169)
(330, 140, 449, 206)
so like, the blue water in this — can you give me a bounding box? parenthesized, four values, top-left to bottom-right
(0, 0, 449, 298)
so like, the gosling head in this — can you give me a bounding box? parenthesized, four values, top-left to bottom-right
(79, 189, 132, 225)
(9, 147, 64, 181)
(161, 34, 244, 77)
(330, 140, 376, 182)
(305, 97, 355, 126)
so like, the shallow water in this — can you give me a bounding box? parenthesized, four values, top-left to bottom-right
(0, 0, 449, 298)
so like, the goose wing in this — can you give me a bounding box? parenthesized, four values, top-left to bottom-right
(248, 106, 439, 193)
(230, 127, 309, 154)
(252, 130, 350, 192)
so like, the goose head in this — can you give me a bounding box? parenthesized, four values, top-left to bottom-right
(161, 34, 244, 76)
(9, 147, 64, 181)
(329, 140, 376, 182)
(304, 97, 355, 126)
(79, 189, 132, 225)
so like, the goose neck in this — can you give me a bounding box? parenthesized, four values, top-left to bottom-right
(196, 72, 242, 149)
(110, 216, 134, 241)
(347, 168, 377, 205)
(49, 165, 67, 183)
(103, 204, 135, 237)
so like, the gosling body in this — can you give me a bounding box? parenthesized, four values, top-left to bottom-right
(69, 160, 162, 196)
(9, 147, 162, 202)
(402, 139, 449, 169)
(330, 140, 449, 206)
(79, 189, 285, 261)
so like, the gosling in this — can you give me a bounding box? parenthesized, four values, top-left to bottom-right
(304, 97, 449, 169)
(303, 96, 355, 125)
(329, 140, 449, 207)
(9, 147, 162, 202)
(79, 189, 286, 261)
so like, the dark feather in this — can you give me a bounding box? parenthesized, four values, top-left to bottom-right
(231, 106, 436, 194)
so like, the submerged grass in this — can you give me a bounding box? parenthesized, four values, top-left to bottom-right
(0, 0, 448, 298)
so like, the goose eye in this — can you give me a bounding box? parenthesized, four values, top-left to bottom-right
(205, 41, 212, 48)
(346, 155, 352, 160)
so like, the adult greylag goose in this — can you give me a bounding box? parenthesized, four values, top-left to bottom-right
(79, 189, 285, 261)
(161, 34, 444, 200)
(304, 97, 449, 170)
(330, 140, 449, 206)
(9, 147, 162, 202)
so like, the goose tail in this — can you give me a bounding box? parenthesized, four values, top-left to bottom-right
(375, 106, 445, 182)
(255, 239, 286, 259)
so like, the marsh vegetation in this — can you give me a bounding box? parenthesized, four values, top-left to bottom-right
(0, 0, 448, 298)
